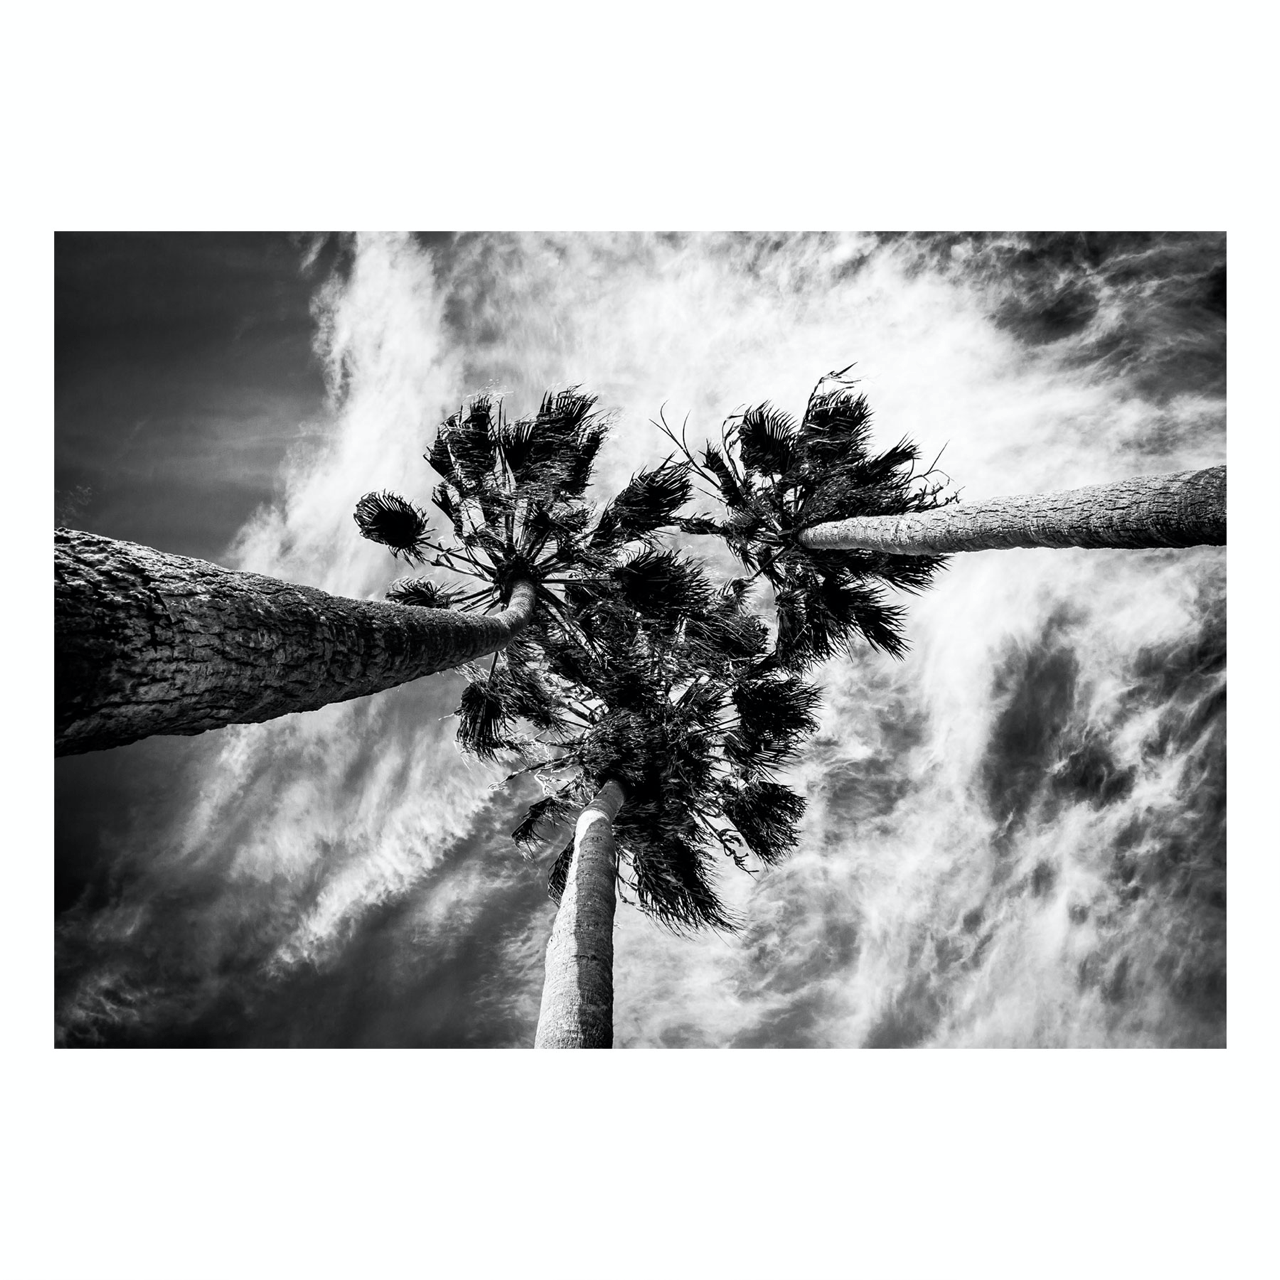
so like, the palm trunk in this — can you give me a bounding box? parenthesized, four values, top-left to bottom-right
(798, 466, 1225, 555)
(534, 779, 625, 1049)
(55, 528, 538, 756)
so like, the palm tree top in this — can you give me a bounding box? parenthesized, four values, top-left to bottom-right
(355, 388, 696, 638)
(665, 366, 957, 667)
(465, 559, 820, 933)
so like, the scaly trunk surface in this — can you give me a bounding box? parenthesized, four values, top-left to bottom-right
(55, 528, 537, 756)
(798, 466, 1226, 555)
(534, 780, 625, 1049)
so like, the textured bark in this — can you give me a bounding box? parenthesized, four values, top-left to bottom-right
(534, 780, 625, 1049)
(55, 528, 537, 756)
(798, 466, 1226, 555)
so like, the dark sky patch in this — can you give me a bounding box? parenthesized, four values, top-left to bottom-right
(55, 231, 330, 560)
(54, 732, 227, 915)
(1050, 730, 1136, 809)
(56, 766, 554, 1048)
(728, 999, 824, 1048)
(862, 971, 943, 1049)
(981, 623, 1081, 832)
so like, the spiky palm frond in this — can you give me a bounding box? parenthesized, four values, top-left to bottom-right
(512, 792, 577, 853)
(424, 431, 456, 485)
(439, 396, 500, 487)
(721, 780, 807, 866)
(593, 460, 692, 547)
(456, 674, 517, 761)
(773, 572, 911, 667)
(546, 840, 574, 904)
(494, 639, 569, 733)
(701, 443, 754, 514)
(353, 491, 432, 562)
(630, 833, 737, 933)
(611, 548, 714, 623)
(842, 551, 947, 596)
(735, 402, 798, 477)
(725, 673, 822, 775)
(683, 586, 770, 666)
(385, 577, 459, 609)
(797, 384, 875, 468)
(495, 389, 605, 502)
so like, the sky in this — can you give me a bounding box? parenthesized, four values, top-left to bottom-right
(54, 231, 1227, 1048)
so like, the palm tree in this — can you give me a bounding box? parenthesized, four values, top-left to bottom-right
(666, 368, 955, 669)
(55, 389, 613, 757)
(668, 368, 1224, 669)
(448, 559, 820, 1048)
(54, 528, 537, 756)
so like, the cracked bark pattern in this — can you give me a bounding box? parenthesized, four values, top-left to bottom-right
(534, 780, 625, 1049)
(55, 528, 537, 756)
(798, 466, 1226, 555)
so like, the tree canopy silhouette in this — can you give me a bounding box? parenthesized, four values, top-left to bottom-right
(666, 367, 955, 668)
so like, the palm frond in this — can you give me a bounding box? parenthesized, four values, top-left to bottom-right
(455, 674, 518, 761)
(631, 834, 737, 933)
(385, 577, 458, 609)
(736, 402, 798, 477)
(701, 442, 754, 514)
(721, 780, 806, 865)
(772, 571, 913, 667)
(593, 460, 692, 546)
(532, 389, 606, 501)
(611, 548, 714, 623)
(353, 491, 432, 562)
(424, 431, 456, 484)
(725, 673, 822, 775)
(512, 792, 576, 853)
(817, 574, 911, 660)
(675, 515, 725, 536)
(798, 384, 875, 468)
(438, 397, 500, 491)
(546, 840, 574, 904)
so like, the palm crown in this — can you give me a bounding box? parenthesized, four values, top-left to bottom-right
(355, 389, 697, 635)
(471, 559, 820, 932)
(668, 367, 957, 667)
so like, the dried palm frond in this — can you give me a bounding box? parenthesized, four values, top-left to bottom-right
(353, 491, 432, 562)
(385, 578, 458, 609)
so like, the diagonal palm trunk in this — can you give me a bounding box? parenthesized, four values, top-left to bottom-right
(534, 779, 626, 1049)
(798, 466, 1225, 555)
(56, 528, 538, 756)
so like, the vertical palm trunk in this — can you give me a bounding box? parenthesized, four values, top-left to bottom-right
(798, 466, 1226, 555)
(534, 780, 626, 1049)
(56, 528, 538, 755)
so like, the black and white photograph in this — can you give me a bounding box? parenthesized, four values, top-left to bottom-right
(24, 11, 1275, 1270)
(55, 231, 1227, 1051)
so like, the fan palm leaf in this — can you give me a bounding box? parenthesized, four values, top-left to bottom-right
(352, 491, 432, 562)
